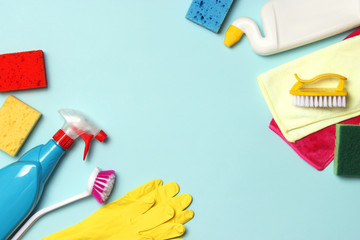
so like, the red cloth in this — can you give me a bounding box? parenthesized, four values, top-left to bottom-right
(344, 28, 360, 40)
(269, 28, 360, 170)
(270, 117, 360, 170)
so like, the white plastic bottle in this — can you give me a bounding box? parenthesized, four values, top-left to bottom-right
(224, 0, 360, 55)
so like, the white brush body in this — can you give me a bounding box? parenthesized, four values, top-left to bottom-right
(11, 192, 90, 240)
(11, 167, 115, 240)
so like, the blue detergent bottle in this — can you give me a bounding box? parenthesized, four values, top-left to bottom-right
(0, 109, 107, 240)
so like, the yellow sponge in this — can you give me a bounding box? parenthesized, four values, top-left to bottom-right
(0, 95, 41, 156)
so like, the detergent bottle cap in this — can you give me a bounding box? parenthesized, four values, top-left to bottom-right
(57, 109, 107, 160)
(53, 129, 74, 150)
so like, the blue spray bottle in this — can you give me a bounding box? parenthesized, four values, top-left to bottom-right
(0, 109, 107, 239)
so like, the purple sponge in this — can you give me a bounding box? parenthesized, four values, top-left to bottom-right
(186, 0, 234, 33)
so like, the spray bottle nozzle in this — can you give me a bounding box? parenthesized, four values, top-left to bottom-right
(95, 130, 107, 142)
(53, 109, 107, 160)
(75, 128, 107, 160)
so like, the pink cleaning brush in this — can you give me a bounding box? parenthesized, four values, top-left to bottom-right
(12, 167, 116, 240)
(92, 169, 116, 204)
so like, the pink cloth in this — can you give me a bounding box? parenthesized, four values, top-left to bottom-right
(270, 117, 360, 170)
(269, 28, 360, 171)
(344, 28, 360, 40)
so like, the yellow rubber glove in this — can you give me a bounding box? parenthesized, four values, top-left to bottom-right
(42, 179, 194, 240)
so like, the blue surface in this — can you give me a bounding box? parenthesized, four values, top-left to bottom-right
(186, 0, 233, 33)
(0, 0, 359, 239)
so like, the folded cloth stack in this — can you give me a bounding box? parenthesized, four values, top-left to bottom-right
(258, 29, 360, 170)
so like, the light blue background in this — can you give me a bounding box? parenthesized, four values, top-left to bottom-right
(0, 0, 359, 239)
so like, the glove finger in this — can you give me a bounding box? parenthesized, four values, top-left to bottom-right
(122, 195, 155, 216)
(171, 194, 192, 211)
(163, 194, 193, 224)
(171, 210, 194, 225)
(142, 223, 186, 240)
(153, 182, 180, 204)
(135, 206, 175, 231)
(122, 179, 163, 201)
(138, 237, 153, 240)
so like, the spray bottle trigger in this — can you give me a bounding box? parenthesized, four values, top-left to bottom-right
(78, 132, 94, 160)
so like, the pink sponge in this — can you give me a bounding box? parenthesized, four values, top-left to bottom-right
(0, 50, 47, 92)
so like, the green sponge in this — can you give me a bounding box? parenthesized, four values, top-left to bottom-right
(334, 124, 360, 176)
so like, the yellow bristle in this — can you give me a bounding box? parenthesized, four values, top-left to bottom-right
(0, 95, 41, 156)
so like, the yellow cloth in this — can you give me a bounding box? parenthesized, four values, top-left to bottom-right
(257, 36, 360, 142)
(42, 180, 194, 240)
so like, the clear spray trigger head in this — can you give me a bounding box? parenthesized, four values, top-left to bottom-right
(58, 109, 107, 160)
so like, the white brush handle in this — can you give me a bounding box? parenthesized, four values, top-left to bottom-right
(11, 191, 91, 240)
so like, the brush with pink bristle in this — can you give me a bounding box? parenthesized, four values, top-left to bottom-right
(12, 167, 116, 240)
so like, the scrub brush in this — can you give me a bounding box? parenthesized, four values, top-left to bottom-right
(290, 73, 348, 107)
(12, 167, 115, 240)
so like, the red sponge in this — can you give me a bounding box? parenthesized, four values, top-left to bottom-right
(0, 50, 47, 92)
